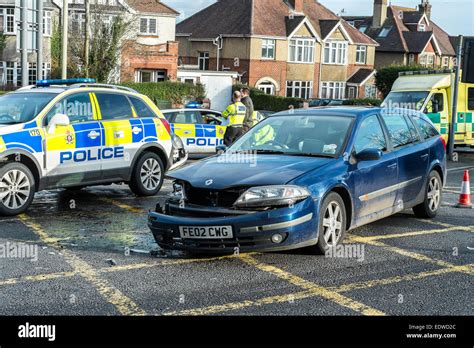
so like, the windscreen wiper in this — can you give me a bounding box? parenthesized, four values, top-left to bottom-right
(286, 152, 335, 158)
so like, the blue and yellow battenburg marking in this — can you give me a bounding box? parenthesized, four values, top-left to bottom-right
(171, 124, 225, 147)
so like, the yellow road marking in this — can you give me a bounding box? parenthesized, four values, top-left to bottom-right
(348, 236, 474, 275)
(239, 254, 386, 316)
(18, 215, 147, 316)
(348, 225, 473, 242)
(100, 198, 145, 214)
(0, 271, 77, 286)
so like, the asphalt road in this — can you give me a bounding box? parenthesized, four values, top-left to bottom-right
(0, 155, 473, 316)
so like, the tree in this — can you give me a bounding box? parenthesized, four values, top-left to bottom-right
(68, 8, 131, 82)
(375, 65, 429, 98)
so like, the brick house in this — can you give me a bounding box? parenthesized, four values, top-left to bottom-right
(344, 0, 455, 69)
(177, 0, 379, 100)
(0, 0, 179, 87)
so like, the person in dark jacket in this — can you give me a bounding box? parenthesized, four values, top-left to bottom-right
(241, 87, 255, 132)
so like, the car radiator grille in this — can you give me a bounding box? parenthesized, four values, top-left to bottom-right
(185, 186, 245, 208)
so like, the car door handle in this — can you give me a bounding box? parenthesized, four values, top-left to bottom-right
(387, 163, 398, 169)
(132, 126, 142, 135)
(421, 154, 429, 160)
(87, 131, 100, 139)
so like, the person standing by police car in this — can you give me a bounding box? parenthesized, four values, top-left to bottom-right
(241, 87, 255, 132)
(222, 91, 247, 146)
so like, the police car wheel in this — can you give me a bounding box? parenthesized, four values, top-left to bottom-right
(129, 152, 164, 196)
(0, 163, 35, 216)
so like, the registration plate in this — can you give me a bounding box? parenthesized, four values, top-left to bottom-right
(179, 226, 233, 239)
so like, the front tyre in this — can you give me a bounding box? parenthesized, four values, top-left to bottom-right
(309, 192, 347, 255)
(413, 170, 442, 219)
(129, 152, 164, 196)
(0, 163, 35, 216)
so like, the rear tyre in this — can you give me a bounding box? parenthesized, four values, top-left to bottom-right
(0, 162, 35, 216)
(413, 170, 442, 219)
(309, 192, 347, 255)
(129, 152, 164, 196)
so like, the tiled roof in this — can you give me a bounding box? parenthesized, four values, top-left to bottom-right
(347, 68, 375, 84)
(344, 5, 455, 56)
(125, 0, 179, 15)
(177, 0, 377, 45)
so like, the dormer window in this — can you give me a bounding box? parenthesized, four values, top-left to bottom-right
(419, 23, 426, 32)
(359, 25, 368, 33)
(378, 27, 392, 38)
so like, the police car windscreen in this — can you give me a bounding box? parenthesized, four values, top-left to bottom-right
(0, 93, 57, 125)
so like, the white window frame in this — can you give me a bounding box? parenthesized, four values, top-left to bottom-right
(356, 45, 367, 64)
(136, 69, 166, 83)
(198, 52, 209, 71)
(419, 54, 427, 66)
(442, 56, 449, 67)
(365, 84, 377, 99)
(71, 12, 85, 34)
(428, 54, 435, 66)
(43, 10, 52, 37)
(0, 8, 16, 34)
(257, 81, 276, 95)
(320, 81, 346, 99)
(323, 41, 348, 65)
(286, 80, 313, 99)
(419, 23, 426, 32)
(261, 39, 276, 60)
(288, 38, 315, 64)
(139, 17, 158, 35)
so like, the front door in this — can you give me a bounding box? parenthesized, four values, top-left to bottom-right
(350, 114, 398, 222)
(44, 92, 102, 185)
(381, 113, 428, 205)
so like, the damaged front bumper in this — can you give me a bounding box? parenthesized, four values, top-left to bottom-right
(147, 197, 319, 253)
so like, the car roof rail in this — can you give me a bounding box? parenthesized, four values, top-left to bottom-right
(68, 83, 139, 94)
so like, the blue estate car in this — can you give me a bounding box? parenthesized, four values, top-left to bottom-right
(148, 107, 446, 254)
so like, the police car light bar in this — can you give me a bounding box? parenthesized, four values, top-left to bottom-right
(36, 78, 96, 87)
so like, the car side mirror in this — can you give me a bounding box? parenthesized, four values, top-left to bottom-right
(47, 114, 70, 134)
(355, 148, 382, 161)
(216, 145, 227, 154)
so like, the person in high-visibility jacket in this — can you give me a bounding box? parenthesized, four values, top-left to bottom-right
(222, 91, 247, 146)
(254, 124, 275, 146)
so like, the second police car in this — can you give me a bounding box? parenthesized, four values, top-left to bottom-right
(0, 78, 187, 216)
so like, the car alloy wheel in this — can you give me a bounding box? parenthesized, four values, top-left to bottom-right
(322, 201, 343, 247)
(140, 158, 162, 191)
(0, 169, 31, 210)
(427, 176, 441, 212)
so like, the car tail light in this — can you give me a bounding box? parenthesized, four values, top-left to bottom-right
(440, 136, 447, 151)
(160, 118, 171, 135)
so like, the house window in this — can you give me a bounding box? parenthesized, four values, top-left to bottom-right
(378, 27, 391, 38)
(428, 55, 435, 66)
(136, 69, 166, 83)
(0, 8, 15, 34)
(5, 62, 16, 85)
(286, 81, 313, 99)
(359, 25, 368, 33)
(347, 86, 357, 99)
(442, 56, 450, 67)
(289, 39, 315, 63)
(323, 41, 348, 65)
(71, 12, 85, 34)
(43, 11, 52, 36)
(419, 23, 426, 32)
(139, 18, 157, 35)
(257, 81, 275, 95)
(419, 54, 427, 66)
(261, 39, 275, 59)
(356, 45, 367, 64)
(347, 20, 355, 27)
(365, 84, 377, 99)
(198, 52, 209, 70)
(321, 81, 346, 99)
(409, 54, 415, 65)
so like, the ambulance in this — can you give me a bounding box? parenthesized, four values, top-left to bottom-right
(0, 78, 187, 216)
(383, 69, 474, 146)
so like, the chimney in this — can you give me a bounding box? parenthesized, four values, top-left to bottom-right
(418, 0, 432, 20)
(373, 0, 388, 28)
(289, 0, 303, 14)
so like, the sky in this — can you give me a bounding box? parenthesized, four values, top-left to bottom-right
(162, 0, 474, 36)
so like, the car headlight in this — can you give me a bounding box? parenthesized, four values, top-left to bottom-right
(234, 185, 311, 208)
(172, 134, 184, 150)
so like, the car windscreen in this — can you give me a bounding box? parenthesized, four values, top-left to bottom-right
(230, 115, 353, 157)
(0, 93, 57, 125)
(382, 91, 429, 111)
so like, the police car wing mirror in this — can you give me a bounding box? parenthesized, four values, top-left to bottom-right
(47, 114, 70, 134)
(216, 145, 227, 154)
(355, 148, 382, 161)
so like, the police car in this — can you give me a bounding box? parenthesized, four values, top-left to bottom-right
(0, 78, 187, 216)
(162, 108, 226, 157)
(162, 108, 267, 157)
